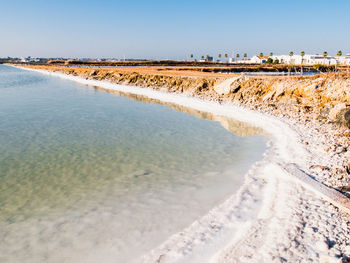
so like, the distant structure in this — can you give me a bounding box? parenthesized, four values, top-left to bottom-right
(250, 56, 269, 64)
(289, 54, 349, 65)
(199, 56, 214, 62)
(232, 53, 350, 65)
(269, 54, 340, 65)
(19, 56, 48, 63)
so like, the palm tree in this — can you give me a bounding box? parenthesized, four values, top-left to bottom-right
(287, 51, 294, 74)
(300, 51, 305, 65)
(323, 51, 328, 65)
(335, 51, 342, 69)
(201, 55, 204, 60)
(218, 54, 222, 62)
(269, 52, 273, 57)
(206, 54, 210, 61)
(190, 54, 194, 61)
(289, 51, 294, 66)
(300, 51, 305, 74)
(236, 53, 240, 62)
(243, 53, 247, 59)
(259, 52, 263, 57)
(224, 53, 228, 62)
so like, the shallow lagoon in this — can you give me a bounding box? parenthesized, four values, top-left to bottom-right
(0, 65, 266, 262)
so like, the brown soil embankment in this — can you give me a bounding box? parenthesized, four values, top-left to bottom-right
(17, 65, 350, 128)
(18, 65, 229, 95)
(17, 60, 341, 73)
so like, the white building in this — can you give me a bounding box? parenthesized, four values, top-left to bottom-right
(20, 56, 41, 63)
(337, 55, 350, 65)
(304, 55, 337, 65)
(235, 58, 251, 64)
(250, 56, 269, 64)
(269, 54, 349, 65)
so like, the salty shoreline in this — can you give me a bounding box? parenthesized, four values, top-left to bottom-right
(10, 65, 350, 262)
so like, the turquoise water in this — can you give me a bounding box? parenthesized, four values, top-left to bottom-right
(0, 65, 266, 263)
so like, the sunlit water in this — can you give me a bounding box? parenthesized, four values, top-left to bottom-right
(0, 65, 266, 263)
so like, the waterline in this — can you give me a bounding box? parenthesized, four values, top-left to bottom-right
(0, 65, 266, 263)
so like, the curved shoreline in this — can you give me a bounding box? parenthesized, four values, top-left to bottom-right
(11, 65, 350, 262)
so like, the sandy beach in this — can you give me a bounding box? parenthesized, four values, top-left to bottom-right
(12, 65, 350, 263)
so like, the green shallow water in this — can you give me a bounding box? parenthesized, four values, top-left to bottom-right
(0, 65, 266, 263)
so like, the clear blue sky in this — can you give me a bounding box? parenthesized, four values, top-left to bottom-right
(1, 0, 349, 59)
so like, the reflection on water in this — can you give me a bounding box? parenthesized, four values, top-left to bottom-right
(90, 86, 265, 137)
(0, 65, 266, 263)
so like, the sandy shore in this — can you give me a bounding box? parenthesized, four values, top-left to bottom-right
(11, 65, 350, 263)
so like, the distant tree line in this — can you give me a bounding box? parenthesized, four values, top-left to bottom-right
(189, 52, 248, 62)
(189, 50, 344, 63)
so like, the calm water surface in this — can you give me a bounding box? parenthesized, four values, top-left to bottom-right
(0, 65, 266, 263)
